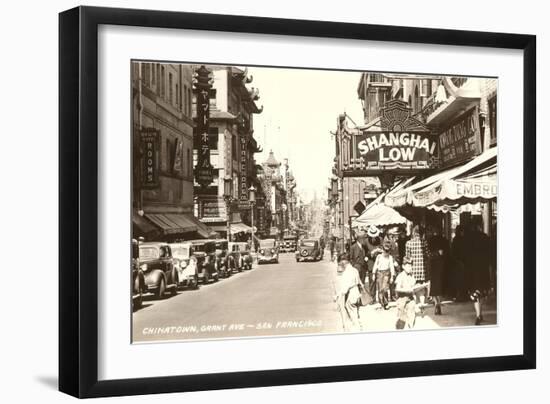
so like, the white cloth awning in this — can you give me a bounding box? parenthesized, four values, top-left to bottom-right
(385, 148, 497, 208)
(352, 203, 407, 228)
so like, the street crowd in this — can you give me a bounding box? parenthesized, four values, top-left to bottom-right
(332, 219, 495, 332)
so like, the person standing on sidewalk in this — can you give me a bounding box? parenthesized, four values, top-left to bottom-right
(372, 241, 397, 310)
(394, 256, 417, 329)
(365, 225, 383, 302)
(405, 225, 429, 311)
(334, 253, 363, 332)
(350, 232, 367, 284)
(464, 221, 492, 325)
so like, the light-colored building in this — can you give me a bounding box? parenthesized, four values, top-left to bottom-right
(132, 61, 212, 240)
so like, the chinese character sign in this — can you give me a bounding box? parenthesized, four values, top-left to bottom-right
(193, 66, 214, 187)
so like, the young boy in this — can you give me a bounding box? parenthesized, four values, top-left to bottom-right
(394, 256, 417, 329)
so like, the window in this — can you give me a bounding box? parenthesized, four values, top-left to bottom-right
(188, 88, 192, 116)
(208, 129, 219, 150)
(165, 138, 172, 173)
(169, 73, 174, 105)
(160, 66, 165, 98)
(488, 95, 497, 145)
(188, 148, 193, 177)
(183, 85, 188, 114)
(175, 84, 179, 108)
(156, 64, 160, 94)
(152, 64, 156, 86)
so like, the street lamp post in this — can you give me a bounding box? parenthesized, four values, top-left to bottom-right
(249, 185, 256, 252)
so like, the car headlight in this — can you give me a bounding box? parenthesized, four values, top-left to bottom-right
(139, 263, 148, 271)
(271, 248, 275, 254)
(259, 249, 264, 254)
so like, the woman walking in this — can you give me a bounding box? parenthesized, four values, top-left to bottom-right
(405, 226, 429, 311)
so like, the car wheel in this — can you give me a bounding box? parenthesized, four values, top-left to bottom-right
(133, 294, 142, 311)
(156, 277, 166, 299)
(171, 273, 178, 295)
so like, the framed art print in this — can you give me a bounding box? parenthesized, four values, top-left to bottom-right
(59, 6, 536, 398)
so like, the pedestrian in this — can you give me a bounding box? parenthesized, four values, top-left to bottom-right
(333, 253, 363, 332)
(464, 220, 492, 325)
(428, 238, 445, 315)
(451, 225, 467, 301)
(405, 225, 429, 310)
(350, 232, 367, 283)
(372, 240, 397, 310)
(394, 256, 417, 329)
(329, 237, 336, 261)
(384, 226, 401, 300)
(365, 225, 383, 300)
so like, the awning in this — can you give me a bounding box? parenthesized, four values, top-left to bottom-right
(144, 213, 215, 237)
(385, 148, 497, 209)
(145, 213, 197, 235)
(209, 222, 253, 235)
(230, 222, 252, 235)
(352, 204, 407, 228)
(132, 212, 158, 236)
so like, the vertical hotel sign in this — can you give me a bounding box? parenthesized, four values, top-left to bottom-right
(239, 136, 250, 208)
(140, 127, 160, 189)
(193, 66, 214, 187)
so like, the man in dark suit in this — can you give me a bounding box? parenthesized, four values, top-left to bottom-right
(349, 233, 367, 283)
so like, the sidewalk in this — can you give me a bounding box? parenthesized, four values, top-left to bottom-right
(358, 298, 497, 331)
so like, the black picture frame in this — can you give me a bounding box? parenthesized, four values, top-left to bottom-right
(59, 6, 536, 398)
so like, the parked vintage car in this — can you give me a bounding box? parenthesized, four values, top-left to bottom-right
(186, 239, 219, 283)
(138, 242, 178, 298)
(213, 239, 231, 278)
(132, 239, 145, 310)
(257, 238, 279, 264)
(296, 238, 323, 262)
(169, 242, 199, 289)
(280, 236, 297, 253)
(228, 242, 253, 271)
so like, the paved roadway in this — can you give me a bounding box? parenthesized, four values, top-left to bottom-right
(133, 252, 343, 342)
(133, 252, 497, 343)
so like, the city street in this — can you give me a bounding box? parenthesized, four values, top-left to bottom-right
(133, 252, 342, 342)
(133, 251, 496, 343)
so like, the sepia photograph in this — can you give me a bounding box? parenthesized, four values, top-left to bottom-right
(131, 62, 498, 343)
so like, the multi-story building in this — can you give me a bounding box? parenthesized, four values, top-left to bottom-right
(352, 72, 498, 238)
(192, 66, 264, 239)
(132, 61, 213, 241)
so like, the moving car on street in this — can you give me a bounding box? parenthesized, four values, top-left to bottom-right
(296, 238, 323, 262)
(187, 239, 219, 283)
(228, 242, 253, 271)
(169, 242, 199, 289)
(258, 238, 279, 264)
(138, 242, 178, 298)
(280, 235, 297, 253)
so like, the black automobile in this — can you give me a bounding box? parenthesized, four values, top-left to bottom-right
(228, 242, 253, 271)
(213, 240, 231, 278)
(295, 239, 323, 262)
(132, 239, 145, 310)
(187, 240, 219, 283)
(138, 242, 178, 298)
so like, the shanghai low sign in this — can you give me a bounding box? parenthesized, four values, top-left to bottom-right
(349, 131, 439, 174)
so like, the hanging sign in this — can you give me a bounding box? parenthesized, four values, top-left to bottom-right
(140, 128, 160, 189)
(239, 136, 249, 205)
(438, 106, 481, 168)
(193, 66, 214, 187)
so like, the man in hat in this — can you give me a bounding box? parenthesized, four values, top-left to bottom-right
(384, 226, 401, 301)
(349, 230, 367, 283)
(372, 240, 397, 309)
(365, 225, 383, 300)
